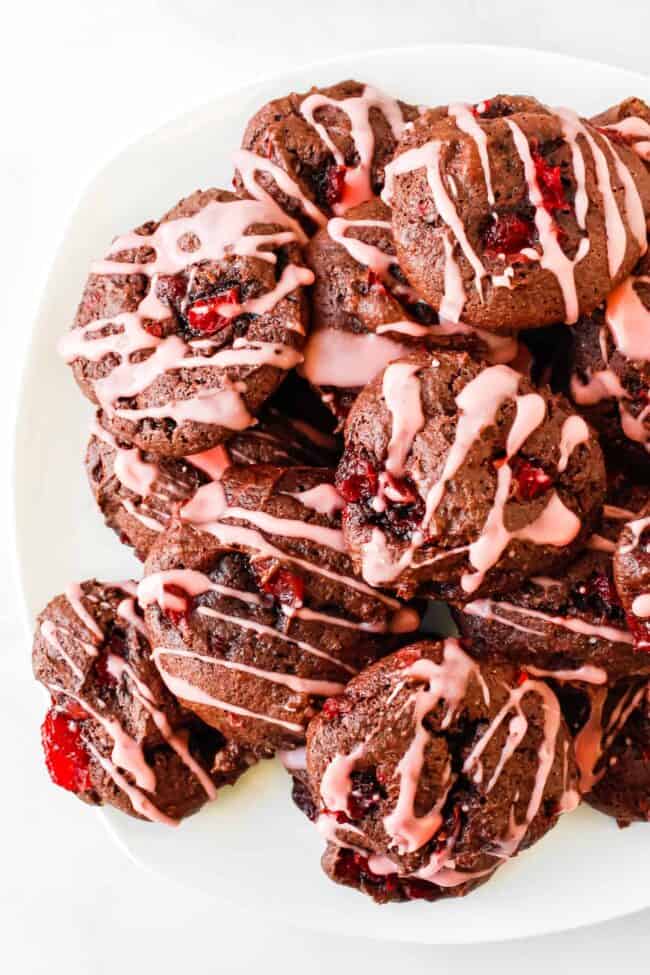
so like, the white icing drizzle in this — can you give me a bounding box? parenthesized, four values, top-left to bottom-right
(383, 105, 646, 326)
(154, 645, 344, 698)
(154, 666, 305, 734)
(605, 272, 650, 362)
(40, 621, 85, 681)
(448, 103, 495, 205)
(64, 582, 104, 643)
(557, 415, 590, 472)
(138, 568, 358, 675)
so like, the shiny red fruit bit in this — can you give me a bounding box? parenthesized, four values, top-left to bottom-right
(337, 460, 378, 503)
(41, 707, 91, 794)
(186, 287, 240, 335)
(483, 212, 536, 257)
(367, 270, 388, 294)
(511, 457, 553, 501)
(323, 164, 347, 208)
(93, 652, 118, 688)
(162, 583, 192, 626)
(589, 573, 622, 612)
(260, 567, 305, 608)
(627, 613, 650, 652)
(531, 146, 570, 215)
(321, 696, 351, 722)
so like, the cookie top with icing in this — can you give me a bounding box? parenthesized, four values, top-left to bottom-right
(301, 198, 519, 422)
(452, 471, 650, 684)
(86, 406, 340, 560)
(236, 79, 419, 233)
(384, 96, 650, 331)
(305, 639, 577, 904)
(337, 349, 605, 600)
(60, 188, 313, 456)
(139, 465, 418, 755)
(614, 501, 650, 652)
(33, 579, 251, 823)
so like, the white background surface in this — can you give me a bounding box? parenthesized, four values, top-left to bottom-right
(3, 1, 650, 971)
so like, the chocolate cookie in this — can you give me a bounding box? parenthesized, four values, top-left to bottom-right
(336, 350, 605, 600)
(614, 501, 650, 650)
(384, 97, 650, 331)
(452, 472, 650, 684)
(33, 580, 251, 823)
(60, 188, 312, 457)
(304, 639, 578, 904)
(140, 465, 419, 757)
(558, 679, 647, 797)
(86, 406, 340, 560)
(302, 198, 519, 422)
(585, 683, 650, 824)
(592, 98, 650, 171)
(567, 253, 650, 474)
(235, 80, 419, 233)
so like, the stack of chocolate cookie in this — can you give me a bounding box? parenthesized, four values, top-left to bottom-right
(34, 80, 650, 905)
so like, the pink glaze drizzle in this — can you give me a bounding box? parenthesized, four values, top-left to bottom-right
(605, 272, 650, 361)
(155, 666, 305, 734)
(318, 643, 571, 885)
(299, 85, 408, 214)
(59, 196, 313, 429)
(233, 148, 327, 237)
(463, 596, 634, 645)
(152, 646, 345, 698)
(299, 328, 408, 389)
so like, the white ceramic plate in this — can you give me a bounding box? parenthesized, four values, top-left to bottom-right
(14, 44, 650, 944)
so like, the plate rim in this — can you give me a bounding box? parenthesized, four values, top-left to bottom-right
(12, 41, 650, 944)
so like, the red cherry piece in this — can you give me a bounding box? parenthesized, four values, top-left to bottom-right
(589, 573, 622, 612)
(626, 613, 650, 652)
(93, 653, 118, 688)
(323, 164, 347, 208)
(472, 99, 491, 118)
(347, 769, 383, 819)
(143, 321, 165, 338)
(320, 696, 351, 722)
(367, 270, 388, 294)
(260, 567, 305, 609)
(337, 460, 378, 503)
(63, 700, 90, 721)
(483, 212, 536, 257)
(510, 457, 553, 501)
(516, 669, 529, 686)
(162, 583, 192, 626)
(531, 147, 570, 215)
(186, 287, 240, 335)
(41, 707, 91, 794)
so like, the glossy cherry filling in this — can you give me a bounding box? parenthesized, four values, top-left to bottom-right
(161, 583, 193, 626)
(509, 457, 554, 501)
(185, 287, 240, 336)
(258, 566, 305, 609)
(483, 211, 537, 258)
(41, 706, 91, 794)
(332, 849, 438, 902)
